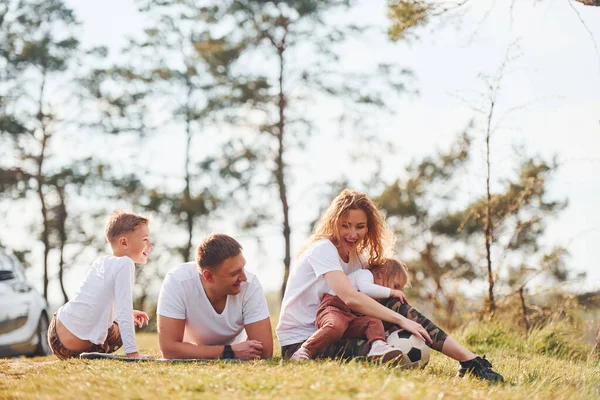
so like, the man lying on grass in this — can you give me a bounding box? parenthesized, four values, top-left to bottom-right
(157, 234, 273, 360)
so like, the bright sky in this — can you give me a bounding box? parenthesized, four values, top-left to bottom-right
(6, 0, 600, 306)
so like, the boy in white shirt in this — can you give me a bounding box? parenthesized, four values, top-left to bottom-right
(47, 210, 153, 360)
(290, 258, 410, 362)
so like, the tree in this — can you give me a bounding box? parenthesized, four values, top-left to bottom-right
(223, 0, 413, 297)
(386, 0, 600, 43)
(377, 131, 570, 320)
(84, 1, 260, 263)
(0, 0, 80, 301)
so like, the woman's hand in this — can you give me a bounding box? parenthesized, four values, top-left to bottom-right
(133, 310, 149, 328)
(397, 316, 432, 344)
(390, 289, 407, 304)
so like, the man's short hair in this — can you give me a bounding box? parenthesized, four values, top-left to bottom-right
(196, 234, 242, 269)
(105, 210, 149, 245)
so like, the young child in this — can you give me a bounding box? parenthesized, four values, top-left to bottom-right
(47, 210, 153, 359)
(290, 258, 410, 362)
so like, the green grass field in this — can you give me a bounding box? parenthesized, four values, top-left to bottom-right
(1, 321, 599, 400)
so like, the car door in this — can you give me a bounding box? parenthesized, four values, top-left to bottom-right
(0, 252, 32, 347)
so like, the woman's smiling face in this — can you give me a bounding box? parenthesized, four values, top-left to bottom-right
(336, 208, 368, 261)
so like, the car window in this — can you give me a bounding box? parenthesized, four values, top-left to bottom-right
(0, 253, 14, 272)
(9, 255, 27, 281)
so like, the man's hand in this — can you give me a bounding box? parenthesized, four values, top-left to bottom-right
(231, 340, 263, 360)
(133, 310, 149, 328)
(390, 289, 407, 304)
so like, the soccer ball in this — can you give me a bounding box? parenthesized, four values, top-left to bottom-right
(386, 329, 430, 369)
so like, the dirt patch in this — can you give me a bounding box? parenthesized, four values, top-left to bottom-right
(0, 359, 60, 380)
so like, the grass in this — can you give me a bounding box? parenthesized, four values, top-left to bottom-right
(1, 322, 599, 400)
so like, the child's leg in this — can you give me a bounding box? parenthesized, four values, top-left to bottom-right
(298, 294, 354, 356)
(302, 307, 353, 356)
(47, 314, 99, 359)
(343, 316, 386, 345)
(101, 322, 123, 354)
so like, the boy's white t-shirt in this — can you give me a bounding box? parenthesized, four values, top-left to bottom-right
(276, 239, 366, 347)
(57, 255, 138, 354)
(156, 262, 270, 346)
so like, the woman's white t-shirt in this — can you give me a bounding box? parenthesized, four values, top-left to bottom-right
(157, 262, 270, 346)
(276, 239, 366, 347)
(57, 255, 138, 354)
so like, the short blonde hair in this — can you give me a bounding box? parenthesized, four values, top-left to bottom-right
(105, 210, 149, 245)
(370, 258, 410, 290)
(301, 189, 395, 266)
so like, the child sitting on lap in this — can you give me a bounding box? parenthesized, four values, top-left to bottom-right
(291, 258, 410, 362)
(47, 210, 153, 360)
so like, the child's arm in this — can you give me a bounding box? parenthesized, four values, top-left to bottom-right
(355, 270, 407, 303)
(354, 270, 391, 299)
(389, 289, 408, 304)
(113, 260, 141, 357)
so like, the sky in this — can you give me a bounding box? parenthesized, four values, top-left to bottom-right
(4, 0, 600, 306)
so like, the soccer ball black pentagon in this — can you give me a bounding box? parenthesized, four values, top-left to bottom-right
(386, 329, 430, 369)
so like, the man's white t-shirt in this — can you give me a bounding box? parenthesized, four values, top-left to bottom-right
(276, 239, 366, 347)
(157, 262, 270, 345)
(58, 255, 137, 354)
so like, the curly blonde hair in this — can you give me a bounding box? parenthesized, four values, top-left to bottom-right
(302, 189, 395, 266)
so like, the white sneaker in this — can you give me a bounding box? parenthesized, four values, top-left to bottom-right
(290, 346, 311, 361)
(367, 340, 403, 363)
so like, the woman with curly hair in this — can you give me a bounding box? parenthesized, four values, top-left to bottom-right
(276, 189, 503, 382)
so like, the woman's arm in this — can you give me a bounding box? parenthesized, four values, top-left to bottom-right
(324, 270, 432, 343)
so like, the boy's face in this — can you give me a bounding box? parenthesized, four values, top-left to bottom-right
(121, 223, 153, 264)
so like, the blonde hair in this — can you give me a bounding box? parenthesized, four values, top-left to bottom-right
(370, 258, 410, 290)
(105, 210, 149, 245)
(301, 189, 395, 266)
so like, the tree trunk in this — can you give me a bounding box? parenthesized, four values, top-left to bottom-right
(183, 80, 194, 262)
(519, 286, 530, 335)
(36, 71, 51, 301)
(275, 35, 291, 299)
(595, 324, 600, 355)
(484, 100, 495, 314)
(56, 185, 69, 304)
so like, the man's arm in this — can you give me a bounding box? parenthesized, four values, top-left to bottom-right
(245, 317, 273, 358)
(157, 314, 223, 359)
(158, 314, 264, 360)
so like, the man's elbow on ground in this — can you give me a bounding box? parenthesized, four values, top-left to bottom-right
(158, 340, 178, 359)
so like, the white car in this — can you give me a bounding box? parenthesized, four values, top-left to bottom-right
(0, 249, 51, 357)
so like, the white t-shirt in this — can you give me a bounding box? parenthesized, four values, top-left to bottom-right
(58, 255, 137, 354)
(276, 239, 366, 347)
(329, 269, 390, 299)
(157, 262, 270, 346)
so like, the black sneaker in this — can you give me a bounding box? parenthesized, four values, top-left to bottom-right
(458, 356, 504, 382)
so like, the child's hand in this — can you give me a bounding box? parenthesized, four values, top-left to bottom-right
(133, 310, 149, 328)
(126, 352, 154, 359)
(390, 289, 407, 304)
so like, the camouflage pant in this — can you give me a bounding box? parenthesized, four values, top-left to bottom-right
(281, 299, 448, 360)
(48, 314, 123, 360)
